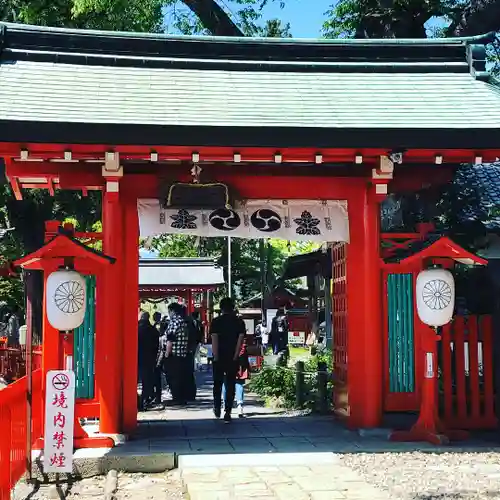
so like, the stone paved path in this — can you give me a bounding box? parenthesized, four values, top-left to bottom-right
(13, 471, 186, 500)
(181, 462, 392, 500)
(129, 371, 494, 456)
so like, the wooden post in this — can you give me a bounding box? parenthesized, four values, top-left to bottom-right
(295, 360, 305, 408)
(317, 361, 328, 414)
(122, 195, 140, 434)
(99, 192, 123, 434)
(346, 185, 383, 428)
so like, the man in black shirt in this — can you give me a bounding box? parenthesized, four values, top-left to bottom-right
(210, 297, 245, 423)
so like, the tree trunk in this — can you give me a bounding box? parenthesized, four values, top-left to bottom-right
(182, 0, 243, 36)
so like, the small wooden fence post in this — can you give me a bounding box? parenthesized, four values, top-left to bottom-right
(295, 361, 305, 408)
(317, 361, 328, 414)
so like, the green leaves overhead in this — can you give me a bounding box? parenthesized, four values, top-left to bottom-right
(323, 0, 500, 40)
(146, 235, 315, 303)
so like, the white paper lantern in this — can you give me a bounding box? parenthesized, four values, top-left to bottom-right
(416, 268, 455, 327)
(46, 269, 86, 331)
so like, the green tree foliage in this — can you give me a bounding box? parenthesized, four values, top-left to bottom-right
(323, 0, 500, 39)
(323, 0, 500, 73)
(147, 234, 312, 303)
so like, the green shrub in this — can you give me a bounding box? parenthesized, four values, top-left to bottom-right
(249, 350, 334, 411)
(248, 364, 296, 408)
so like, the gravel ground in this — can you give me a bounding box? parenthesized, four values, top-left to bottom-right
(341, 452, 500, 500)
(13, 471, 186, 500)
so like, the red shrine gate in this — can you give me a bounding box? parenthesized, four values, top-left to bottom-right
(139, 257, 225, 329)
(0, 22, 500, 449)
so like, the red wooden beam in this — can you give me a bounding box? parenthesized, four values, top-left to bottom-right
(124, 172, 365, 199)
(1, 143, 499, 164)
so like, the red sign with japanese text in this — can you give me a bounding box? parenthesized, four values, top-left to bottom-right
(43, 370, 75, 473)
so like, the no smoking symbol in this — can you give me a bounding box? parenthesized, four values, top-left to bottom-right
(52, 373, 70, 391)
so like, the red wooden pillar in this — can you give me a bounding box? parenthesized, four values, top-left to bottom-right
(39, 262, 60, 440)
(346, 184, 383, 428)
(99, 192, 124, 434)
(122, 195, 139, 433)
(186, 290, 195, 315)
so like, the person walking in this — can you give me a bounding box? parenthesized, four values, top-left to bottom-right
(160, 302, 190, 405)
(138, 312, 160, 410)
(149, 311, 164, 405)
(270, 308, 289, 355)
(210, 297, 246, 423)
(183, 308, 203, 401)
(190, 311, 204, 371)
(222, 334, 250, 418)
(152, 311, 162, 331)
(255, 320, 269, 352)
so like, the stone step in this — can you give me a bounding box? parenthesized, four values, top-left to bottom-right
(178, 452, 339, 469)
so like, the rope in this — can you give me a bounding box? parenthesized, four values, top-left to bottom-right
(261, 364, 333, 378)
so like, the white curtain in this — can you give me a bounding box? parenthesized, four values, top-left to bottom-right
(138, 198, 349, 243)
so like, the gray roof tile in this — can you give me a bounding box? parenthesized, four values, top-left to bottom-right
(1, 61, 500, 128)
(464, 163, 500, 228)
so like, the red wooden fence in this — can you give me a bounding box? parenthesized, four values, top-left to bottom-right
(332, 243, 348, 415)
(439, 315, 497, 429)
(0, 369, 42, 500)
(0, 347, 42, 382)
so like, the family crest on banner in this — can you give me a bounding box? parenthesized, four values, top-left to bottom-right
(138, 199, 349, 242)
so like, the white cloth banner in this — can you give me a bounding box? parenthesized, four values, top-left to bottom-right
(138, 199, 349, 242)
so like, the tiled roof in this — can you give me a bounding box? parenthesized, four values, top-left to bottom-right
(2, 62, 500, 130)
(139, 258, 224, 286)
(463, 163, 500, 228)
(0, 23, 500, 147)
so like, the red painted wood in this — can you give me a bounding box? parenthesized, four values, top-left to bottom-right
(0, 370, 42, 500)
(382, 270, 390, 409)
(128, 172, 367, 200)
(412, 269, 426, 407)
(481, 315, 496, 426)
(99, 193, 123, 434)
(3, 143, 500, 163)
(381, 233, 421, 240)
(467, 316, 481, 421)
(75, 401, 100, 418)
(0, 142, 500, 164)
(453, 317, 468, 422)
(345, 187, 383, 428)
(383, 268, 422, 413)
(122, 195, 140, 434)
(441, 315, 496, 430)
(332, 242, 348, 418)
(441, 322, 453, 422)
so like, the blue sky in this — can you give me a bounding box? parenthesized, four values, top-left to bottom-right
(259, 0, 331, 38)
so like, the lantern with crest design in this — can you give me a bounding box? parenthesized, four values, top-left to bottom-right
(46, 268, 87, 331)
(416, 267, 455, 328)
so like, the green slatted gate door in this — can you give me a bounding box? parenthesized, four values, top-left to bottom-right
(385, 273, 418, 411)
(74, 275, 96, 399)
